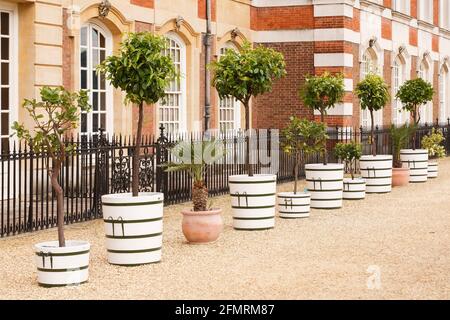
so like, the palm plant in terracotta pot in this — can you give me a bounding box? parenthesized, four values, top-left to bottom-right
(390, 124, 415, 187)
(165, 139, 226, 243)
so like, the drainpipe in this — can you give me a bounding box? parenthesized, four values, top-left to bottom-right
(204, 0, 212, 131)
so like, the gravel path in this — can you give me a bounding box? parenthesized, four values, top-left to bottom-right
(1, 159, 450, 300)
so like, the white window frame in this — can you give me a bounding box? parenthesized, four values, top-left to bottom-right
(392, 56, 408, 125)
(439, 66, 449, 124)
(158, 32, 187, 135)
(218, 42, 241, 133)
(79, 21, 114, 138)
(0, 2, 17, 153)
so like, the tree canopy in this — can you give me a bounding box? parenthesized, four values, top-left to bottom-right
(300, 72, 345, 120)
(396, 78, 434, 125)
(210, 42, 286, 106)
(97, 32, 177, 106)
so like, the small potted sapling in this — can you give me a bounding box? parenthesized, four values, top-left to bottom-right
(97, 33, 177, 266)
(422, 128, 446, 178)
(210, 42, 286, 231)
(300, 72, 346, 209)
(334, 142, 366, 200)
(164, 139, 225, 243)
(13, 87, 91, 287)
(278, 117, 327, 218)
(390, 124, 414, 187)
(355, 73, 392, 194)
(396, 78, 434, 183)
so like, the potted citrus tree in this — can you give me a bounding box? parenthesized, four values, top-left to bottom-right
(396, 78, 434, 183)
(421, 128, 446, 178)
(390, 124, 414, 187)
(355, 73, 392, 193)
(210, 42, 286, 231)
(334, 142, 365, 200)
(278, 117, 327, 218)
(97, 32, 177, 265)
(300, 72, 345, 209)
(164, 139, 225, 243)
(13, 87, 91, 287)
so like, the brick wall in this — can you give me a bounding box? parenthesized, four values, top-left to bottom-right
(250, 6, 314, 30)
(252, 42, 315, 129)
(198, 0, 217, 21)
(130, 0, 154, 8)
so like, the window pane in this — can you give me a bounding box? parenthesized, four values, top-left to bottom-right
(1, 63, 8, 85)
(1, 113, 8, 135)
(1, 137, 9, 154)
(81, 70, 87, 89)
(92, 29, 99, 47)
(80, 27, 87, 47)
(81, 48, 87, 68)
(1, 38, 9, 60)
(93, 92, 98, 111)
(100, 114, 106, 129)
(92, 114, 98, 132)
(1, 88, 8, 110)
(100, 92, 106, 110)
(81, 113, 87, 132)
(100, 34, 106, 48)
(92, 71, 98, 90)
(1, 12, 9, 36)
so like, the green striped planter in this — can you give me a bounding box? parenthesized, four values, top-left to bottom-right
(102, 192, 164, 266)
(229, 174, 277, 230)
(277, 192, 311, 219)
(360, 155, 393, 194)
(400, 149, 429, 183)
(305, 164, 344, 209)
(34, 240, 90, 287)
(428, 161, 438, 178)
(343, 178, 366, 200)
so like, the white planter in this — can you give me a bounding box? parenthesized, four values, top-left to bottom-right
(277, 192, 311, 219)
(428, 161, 438, 178)
(34, 240, 90, 287)
(229, 174, 276, 231)
(359, 155, 393, 194)
(101, 192, 164, 266)
(305, 164, 344, 209)
(400, 149, 429, 183)
(343, 178, 366, 200)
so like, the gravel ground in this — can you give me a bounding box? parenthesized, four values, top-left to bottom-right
(1, 159, 450, 300)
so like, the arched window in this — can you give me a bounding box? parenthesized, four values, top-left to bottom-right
(439, 65, 449, 124)
(392, 56, 407, 125)
(360, 49, 382, 128)
(418, 60, 433, 124)
(159, 33, 186, 135)
(218, 43, 241, 133)
(80, 22, 113, 140)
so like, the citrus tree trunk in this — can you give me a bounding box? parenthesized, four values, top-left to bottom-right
(293, 153, 300, 194)
(244, 101, 254, 177)
(50, 158, 65, 247)
(132, 102, 144, 197)
(412, 108, 417, 150)
(321, 111, 328, 165)
(370, 109, 376, 156)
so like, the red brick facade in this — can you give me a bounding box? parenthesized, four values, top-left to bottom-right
(131, 0, 154, 8)
(250, 6, 314, 31)
(252, 42, 315, 129)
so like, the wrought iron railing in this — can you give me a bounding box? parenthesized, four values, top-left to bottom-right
(1, 123, 449, 237)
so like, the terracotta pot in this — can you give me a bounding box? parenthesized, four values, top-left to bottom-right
(392, 168, 410, 187)
(181, 208, 223, 243)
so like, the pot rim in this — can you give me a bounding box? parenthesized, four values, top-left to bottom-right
(181, 208, 222, 216)
(305, 163, 344, 170)
(102, 192, 164, 203)
(34, 240, 90, 253)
